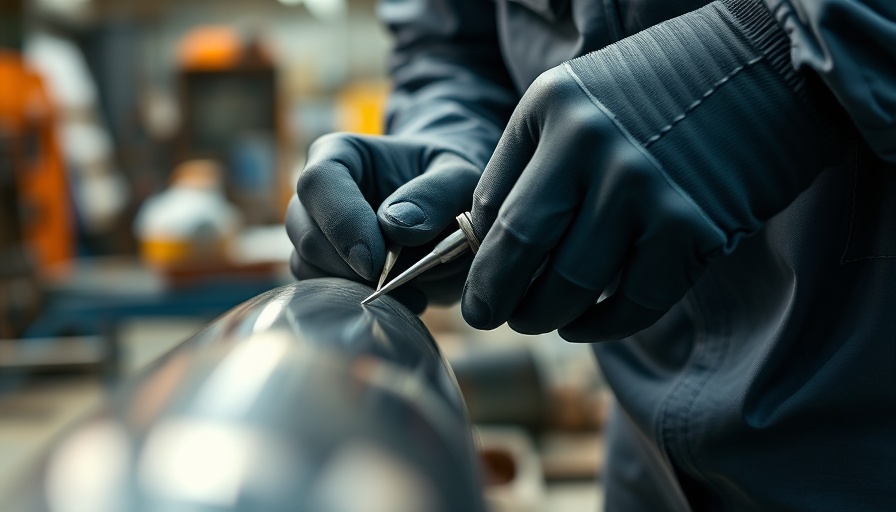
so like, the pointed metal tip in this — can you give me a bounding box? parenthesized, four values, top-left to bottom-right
(360, 292, 381, 305)
(377, 244, 403, 291)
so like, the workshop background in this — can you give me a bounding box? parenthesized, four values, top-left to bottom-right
(1, 0, 607, 509)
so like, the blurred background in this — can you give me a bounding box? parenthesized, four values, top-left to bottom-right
(1, 0, 607, 509)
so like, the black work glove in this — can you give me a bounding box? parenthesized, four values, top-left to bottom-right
(461, 0, 846, 341)
(287, 133, 481, 312)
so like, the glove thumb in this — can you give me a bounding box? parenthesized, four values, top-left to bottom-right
(378, 153, 480, 247)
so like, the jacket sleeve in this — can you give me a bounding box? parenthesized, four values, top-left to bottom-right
(763, 0, 896, 163)
(377, 0, 518, 168)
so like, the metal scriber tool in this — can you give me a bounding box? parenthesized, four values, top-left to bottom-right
(361, 212, 480, 305)
(377, 244, 402, 291)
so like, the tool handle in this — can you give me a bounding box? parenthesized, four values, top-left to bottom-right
(433, 229, 470, 263)
(456, 212, 480, 253)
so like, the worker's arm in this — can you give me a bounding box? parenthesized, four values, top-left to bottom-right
(461, 0, 851, 339)
(381, 0, 518, 168)
(764, 0, 896, 163)
(286, 0, 516, 310)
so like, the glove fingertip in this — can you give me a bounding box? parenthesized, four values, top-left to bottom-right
(378, 200, 443, 247)
(382, 201, 427, 228)
(461, 284, 497, 330)
(289, 250, 302, 280)
(348, 241, 380, 282)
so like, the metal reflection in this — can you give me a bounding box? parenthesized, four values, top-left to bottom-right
(11, 278, 482, 512)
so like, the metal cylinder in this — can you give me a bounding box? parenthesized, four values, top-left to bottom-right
(10, 278, 485, 512)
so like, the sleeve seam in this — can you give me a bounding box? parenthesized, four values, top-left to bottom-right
(642, 56, 763, 148)
(563, 62, 729, 247)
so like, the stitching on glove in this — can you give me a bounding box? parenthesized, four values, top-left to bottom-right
(496, 215, 550, 249)
(643, 56, 763, 148)
(562, 63, 728, 247)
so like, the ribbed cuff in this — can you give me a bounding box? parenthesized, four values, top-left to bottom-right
(722, 0, 802, 97)
(723, 0, 850, 150)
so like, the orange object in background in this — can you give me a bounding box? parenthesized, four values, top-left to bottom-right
(336, 80, 390, 135)
(178, 26, 272, 71)
(0, 50, 73, 271)
(178, 26, 241, 70)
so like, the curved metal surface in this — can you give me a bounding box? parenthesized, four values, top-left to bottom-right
(11, 278, 484, 512)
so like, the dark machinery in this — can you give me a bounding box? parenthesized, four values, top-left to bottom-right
(7, 278, 486, 512)
(1, 0, 71, 339)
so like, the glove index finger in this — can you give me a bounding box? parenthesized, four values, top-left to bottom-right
(462, 145, 577, 330)
(297, 134, 386, 281)
(471, 108, 538, 239)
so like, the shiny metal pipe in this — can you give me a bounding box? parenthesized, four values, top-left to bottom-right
(9, 278, 485, 512)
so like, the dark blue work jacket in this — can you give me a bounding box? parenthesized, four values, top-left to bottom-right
(379, 0, 896, 509)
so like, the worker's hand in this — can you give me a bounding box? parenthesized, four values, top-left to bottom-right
(460, 66, 716, 340)
(286, 134, 479, 311)
(461, 3, 844, 341)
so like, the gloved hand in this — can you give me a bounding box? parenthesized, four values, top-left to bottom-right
(287, 133, 480, 312)
(461, 0, 846, 341)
